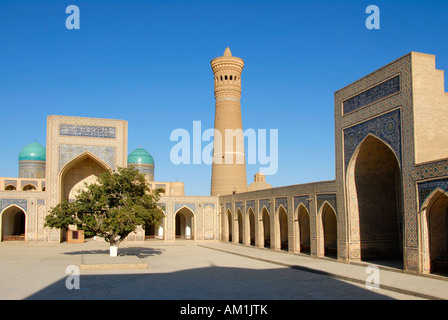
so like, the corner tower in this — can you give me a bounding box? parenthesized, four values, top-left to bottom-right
(210, 47, 247, 196)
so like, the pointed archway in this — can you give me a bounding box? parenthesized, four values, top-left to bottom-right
(145, 213, 166, 240)
(225, 209, 233, 242)
(421, 189, 448, 275)
(175, 207, 195, 240)
(59, 152, 110, 202)
(247, 208, 256, 246)
(347, 135, 403, 263)
(277, 206, 288, 251)
(237, 209, 243, 244)
(319, 202, 338, 258)
(261, 207, 271, 249)
(1, 205, 26, 241)
(297, 205, 311, 254)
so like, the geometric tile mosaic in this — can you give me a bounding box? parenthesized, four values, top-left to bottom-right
(59, 124, 116, 139)
(343, 75, 400, 114)
(344, 109, 402, 170)
(417, 178, 448, 209)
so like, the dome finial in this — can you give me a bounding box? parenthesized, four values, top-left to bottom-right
(223, 47, 232, 57)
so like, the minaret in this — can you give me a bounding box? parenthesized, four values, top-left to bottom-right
(210, 47, 247, 196)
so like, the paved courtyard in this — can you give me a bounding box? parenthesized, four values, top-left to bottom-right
(0, 239, 446, 300)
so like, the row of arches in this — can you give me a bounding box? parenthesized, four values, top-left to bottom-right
(223, 203, 338, 258)
(3, 185, 45, 191)
(0, 205, 201, 242)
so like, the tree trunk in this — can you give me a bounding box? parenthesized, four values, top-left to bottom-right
(110, 245, 118, 257)
(108, 236, 119, 257)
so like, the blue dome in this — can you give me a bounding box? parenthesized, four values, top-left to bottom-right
(19, 142, 46, 162)
(128, 148, 154, 165)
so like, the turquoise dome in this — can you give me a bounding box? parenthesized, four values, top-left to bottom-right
(128, 147, 154, 165)
(19, 142, 46, 162)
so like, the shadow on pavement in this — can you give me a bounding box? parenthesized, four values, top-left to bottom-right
(25, 265, 401, 300)
(62, 247, 164, 259)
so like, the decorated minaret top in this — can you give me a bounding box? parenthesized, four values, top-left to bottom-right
(210, 47, 244, 102)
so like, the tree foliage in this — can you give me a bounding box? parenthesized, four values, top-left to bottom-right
(45, 167, 165, 247)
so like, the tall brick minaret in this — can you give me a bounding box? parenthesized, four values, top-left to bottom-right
(210, 47, 247, 196)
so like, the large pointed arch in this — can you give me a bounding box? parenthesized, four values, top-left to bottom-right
(58, 151, 111, 203)
(346, 134, 403, 263)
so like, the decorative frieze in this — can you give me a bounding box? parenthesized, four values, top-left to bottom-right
(59, 124, 116, 139)
(343, 75, 400, 114)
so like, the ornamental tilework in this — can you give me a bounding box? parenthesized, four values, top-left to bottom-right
(259, 199, 271, 212)
(174, 202, 195, 213)
(0, 199, 27, 212)
(203, 203, 215, 209)
(343, 75, 400, 114)
(417, 178, 448, 209)
(275, 197, 288, 212)
(246, 200, 255, 213)
(316, 194, 337, 213)
(4, 180, 17, 188)
(293, 196, 310, 213)
(344, 109, 402, 170)
(235, 201, 244, 212)
(414, 159, 448, 180)
(21, 180, 38, 188)
(59, 144, 116, 171)
(59, 124, 116, 139)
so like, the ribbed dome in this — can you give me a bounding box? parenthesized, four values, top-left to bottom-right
(18, 142, 46, 162)
(247, 172, 272, 192)
(128, 147, 154, 165)
(247, 180, 273, 192)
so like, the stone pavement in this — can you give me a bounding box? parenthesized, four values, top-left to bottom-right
(0, 239, 445, 300)
(199, 242, 448, 300)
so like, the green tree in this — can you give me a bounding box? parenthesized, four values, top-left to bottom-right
(45, 167, 165, 256)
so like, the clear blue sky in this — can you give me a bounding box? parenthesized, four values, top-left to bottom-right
(0, 0, 447, 195)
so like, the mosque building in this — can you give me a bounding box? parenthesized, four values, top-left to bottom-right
(1, 48, 448, 277)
